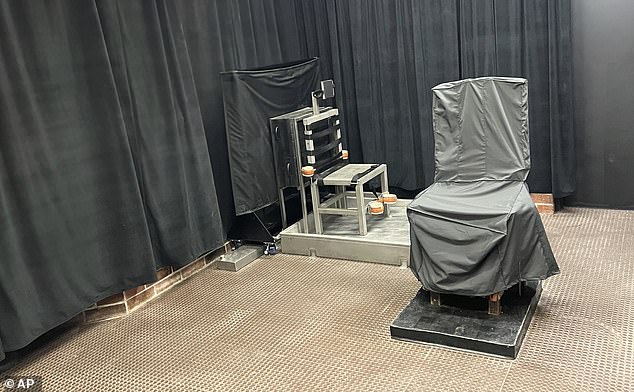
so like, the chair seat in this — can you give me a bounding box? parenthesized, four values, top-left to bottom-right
(407, 181, 559, 296)
(321, 163, 377, 185)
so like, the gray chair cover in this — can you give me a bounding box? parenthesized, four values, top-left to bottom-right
(408, 77, 559, 296)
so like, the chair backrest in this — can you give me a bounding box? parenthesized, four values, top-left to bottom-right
(432, 77, 530, 182)
(302, 108, 343, 171)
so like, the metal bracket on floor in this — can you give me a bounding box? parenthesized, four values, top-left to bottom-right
(216, 244, 264, 272)
(264, 242, 279, 256)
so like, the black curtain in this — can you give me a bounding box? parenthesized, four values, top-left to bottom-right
(0, 1, 224, 361)
(568, 0, 634, 209)
(320, 0, 574, 197)
(96, 1, 224, 267)
(220, 59, 320, 216)
(169, 0, 575, 215)
(458, 0, 575, 197)
(323, 0, 461, 190)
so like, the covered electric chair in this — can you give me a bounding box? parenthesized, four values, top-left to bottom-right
(408, 77, 559, 306)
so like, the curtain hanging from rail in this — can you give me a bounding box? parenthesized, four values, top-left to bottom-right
(0, 0, 224, 361)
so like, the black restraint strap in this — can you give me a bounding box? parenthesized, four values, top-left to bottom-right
(309, 138, 341, 156)
(314, 153, 343, 171)
(307, 124, 339, 139)
(314, 161, 347, 186)
(350, 164, 380, 185)
(314, 163, 381, 186)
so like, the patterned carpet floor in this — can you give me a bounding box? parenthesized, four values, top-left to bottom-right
(2, 207, 633, 391)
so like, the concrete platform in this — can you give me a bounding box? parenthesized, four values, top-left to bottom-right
(280, 195, 410, 266)
(390, 281, 542, 358)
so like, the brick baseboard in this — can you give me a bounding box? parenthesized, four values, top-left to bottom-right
(78, 242, 232, 323)
(531, 193, 555, 214)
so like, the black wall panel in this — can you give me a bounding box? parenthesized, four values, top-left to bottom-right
(569, 0, 634, 208)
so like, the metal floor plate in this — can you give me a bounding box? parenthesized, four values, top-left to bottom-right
(1, 208, 633, 391)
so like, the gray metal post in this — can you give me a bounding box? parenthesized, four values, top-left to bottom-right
(292, 120, 309, 233)
(310, 179, 323, 234)
(342, 186, 348, 209)
(279, 188, 288, 228)
(356, 183, 367, 236)
(311, 94, 320, 115)
(381, 165, 391, 217)
(336, 186, 345, 209)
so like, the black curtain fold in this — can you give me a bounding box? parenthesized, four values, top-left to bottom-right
(323, 0, 461, 190)
(569, 0, 634, 209)
(0, 0, 575, 362)
(96, 0, 224, 267)
(547, 0, 575, 198)
(0, 1, 158, 360)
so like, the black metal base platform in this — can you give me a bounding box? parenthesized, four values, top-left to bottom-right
(390, 281, 541, 358)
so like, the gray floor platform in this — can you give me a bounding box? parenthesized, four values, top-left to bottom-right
(280, 194, 410, 266)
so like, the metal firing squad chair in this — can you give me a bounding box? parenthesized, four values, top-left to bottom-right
(407, 77, 560, 315)
(299, 81, 395, 236)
